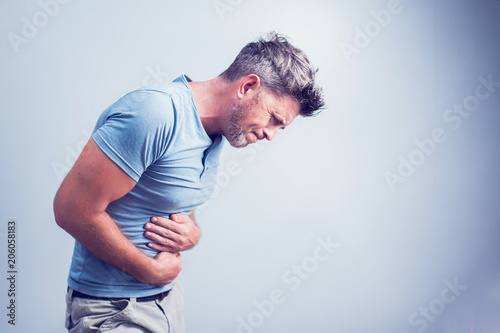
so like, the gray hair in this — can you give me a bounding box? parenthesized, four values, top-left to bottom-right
(220, 32, 325, 116)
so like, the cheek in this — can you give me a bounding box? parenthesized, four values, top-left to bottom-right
(247, 116, 269, 129)
(240, 107, 270, 129)
(245, 123, 264, 132)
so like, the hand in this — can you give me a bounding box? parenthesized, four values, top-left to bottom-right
(140, 251, 182, 287)
(144, 213, 201, 252)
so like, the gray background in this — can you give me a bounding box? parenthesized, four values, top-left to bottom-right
(1, 0, 500, 332)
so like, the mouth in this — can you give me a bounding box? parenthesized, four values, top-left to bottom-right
(246, 132, 258, 144)
(254, 132, 265, 140)
(251, 132, 259, 143)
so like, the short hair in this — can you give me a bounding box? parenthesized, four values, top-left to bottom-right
(220, 32, 325, 117)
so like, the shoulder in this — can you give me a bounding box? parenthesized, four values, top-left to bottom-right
(102, 89, 177, 130)
(128, 89, 174, 115)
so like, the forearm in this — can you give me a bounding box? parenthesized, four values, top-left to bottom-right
(188, 210, 196, 223)
(54, 138, 180, 287)
(56, 209, 156, 284)
(188, 210, 201, 238)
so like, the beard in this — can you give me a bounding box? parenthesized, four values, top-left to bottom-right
(227, 103, 247, 148)
(225, 96, 259, 148)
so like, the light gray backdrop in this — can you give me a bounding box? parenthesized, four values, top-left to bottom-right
(1, 0, 500, 332)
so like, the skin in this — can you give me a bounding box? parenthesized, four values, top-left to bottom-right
(144, 75, 301, 250)
(54, 73, 301, 286)
(53, 138, 182, 287)
(189, 74, 300, 148)
(144, 211, 201, 253)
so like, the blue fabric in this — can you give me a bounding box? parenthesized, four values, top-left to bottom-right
(68, 75, 224, 297)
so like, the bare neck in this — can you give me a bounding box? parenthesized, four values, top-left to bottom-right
(188, 76, 231, 137)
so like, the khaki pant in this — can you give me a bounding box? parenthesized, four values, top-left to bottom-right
(65, 283, 185, 333)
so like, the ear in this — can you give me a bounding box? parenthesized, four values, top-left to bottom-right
(237, 74, 261, 99)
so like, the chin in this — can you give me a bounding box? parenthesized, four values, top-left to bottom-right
(231, 141, 248, 148)
(225, 135, 248, 148)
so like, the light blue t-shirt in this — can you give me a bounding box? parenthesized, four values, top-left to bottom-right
(68, 75, 224, 297)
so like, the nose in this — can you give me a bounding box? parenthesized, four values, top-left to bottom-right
(263, 126, 279, 141)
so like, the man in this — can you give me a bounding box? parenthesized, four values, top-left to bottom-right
(54, 32, 325, 332)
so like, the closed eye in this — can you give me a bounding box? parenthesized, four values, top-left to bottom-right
(272, 115, 286, 130)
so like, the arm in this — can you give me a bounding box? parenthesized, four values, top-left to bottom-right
(54, 138, 181, 286)
(144, 210, 201, 253)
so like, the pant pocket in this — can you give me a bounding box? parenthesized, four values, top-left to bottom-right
(69, 298, 131, 332)
(65, 308, 72, 330)
(65, 288, 74, 330)
(94, 299, 132, 332)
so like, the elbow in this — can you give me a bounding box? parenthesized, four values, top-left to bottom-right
(53, 189, 105, 236)
(54, 209, 66, 231)
(53, 190, 71, 232)
(53, 198, 65, 230)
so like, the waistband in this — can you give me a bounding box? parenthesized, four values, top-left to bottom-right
(69, 287, 170, 302)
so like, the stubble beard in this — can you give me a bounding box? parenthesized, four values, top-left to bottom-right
(227, 103, 248, 148)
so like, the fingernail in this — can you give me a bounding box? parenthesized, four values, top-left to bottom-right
(145, 223, 151, 229)
(151, 217, 157, 222)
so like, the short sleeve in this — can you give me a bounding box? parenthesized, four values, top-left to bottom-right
(91, 90, 174, 182)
